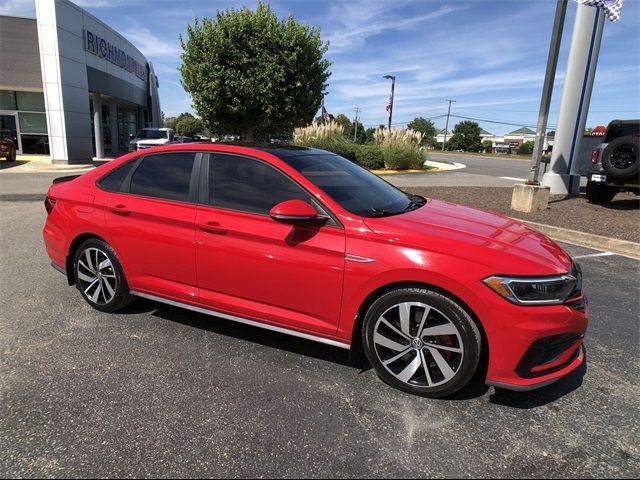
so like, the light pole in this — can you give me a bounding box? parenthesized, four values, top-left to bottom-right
(383, 75, 395, 130)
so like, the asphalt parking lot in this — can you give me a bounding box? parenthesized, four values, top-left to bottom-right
(1, 171, 639, 478)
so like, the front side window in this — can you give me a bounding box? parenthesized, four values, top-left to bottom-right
(130, 152, 196, 202)
(280, 153, 419, 217)
(208, 154, 310, 215)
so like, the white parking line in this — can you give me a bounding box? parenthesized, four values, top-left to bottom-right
(572, 252, 616, 260)
(499, 176, 527, 182)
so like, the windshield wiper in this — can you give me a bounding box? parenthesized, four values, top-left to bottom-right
(367, 207, 394, 217)
(403, 194, 427, 212)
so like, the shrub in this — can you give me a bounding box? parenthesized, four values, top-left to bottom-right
(518, 141, 534, 155)
(372, 127, 426, 169)
(355, 144, 384, 169)
(293, 121, 357, 161)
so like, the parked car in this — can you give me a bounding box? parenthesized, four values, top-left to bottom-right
(128, 128, 178, 152)
(0, 129, 17, 162)
(43, 144, 587, 398)
(586, 119, 639, 203)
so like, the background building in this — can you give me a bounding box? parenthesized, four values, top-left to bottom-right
(0, 0, 161, 164)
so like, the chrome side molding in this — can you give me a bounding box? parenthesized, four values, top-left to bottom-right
(129, 291, 351, 350)
(345, 254, 377, 263)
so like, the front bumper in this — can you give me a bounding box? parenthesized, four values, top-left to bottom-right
(479, 288, 588, 391)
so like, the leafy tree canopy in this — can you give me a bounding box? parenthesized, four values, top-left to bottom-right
(447, 120, 483, 152)
(179, 2, 331, 141)
(175, 115, 204, 137)
(407, 117, 437, 145)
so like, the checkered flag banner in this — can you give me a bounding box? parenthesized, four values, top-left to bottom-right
(574, 0, 624, 21)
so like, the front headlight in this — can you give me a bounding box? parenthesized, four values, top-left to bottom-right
(483, 274, 578, 305)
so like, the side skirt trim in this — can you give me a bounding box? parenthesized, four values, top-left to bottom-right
(130, 290, 351, 350)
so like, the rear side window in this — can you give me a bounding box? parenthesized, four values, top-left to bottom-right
(208, 153, 310, 215)
(130, 152, 196, 202)
(98, 160, 137, 192)
(604, 122, 640, 142)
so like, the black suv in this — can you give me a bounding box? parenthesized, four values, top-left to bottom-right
(586, 119, 639, 203)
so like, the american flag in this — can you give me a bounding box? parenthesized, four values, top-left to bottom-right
(322, 104, 330, 123)
(386, 97, 392, 118)
(574, 0, 624, 21)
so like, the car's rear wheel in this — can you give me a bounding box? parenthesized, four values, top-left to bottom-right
(73, 238, 134, 312)
(586, 180, 616, 204)
(362, 287, 481, 398)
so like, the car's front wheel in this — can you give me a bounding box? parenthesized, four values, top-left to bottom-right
(362, 287, 482, 398)
(73, 238, 134, 312)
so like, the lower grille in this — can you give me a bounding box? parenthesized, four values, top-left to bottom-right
(515, 333, 583, 378)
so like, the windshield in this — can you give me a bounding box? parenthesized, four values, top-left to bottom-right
(279, 152, 425, 217)
(136, 129, 167, 140)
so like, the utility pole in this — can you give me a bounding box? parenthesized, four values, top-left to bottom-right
(442, 99, 455, 151)
(353, 107, 360, 142)
(527, 0, 568, 185)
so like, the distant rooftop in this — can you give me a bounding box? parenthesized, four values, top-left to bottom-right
(508, 127, 535, 135)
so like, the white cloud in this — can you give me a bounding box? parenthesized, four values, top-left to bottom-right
(0, 0, 35, 17)
(120, 26, 181, 58)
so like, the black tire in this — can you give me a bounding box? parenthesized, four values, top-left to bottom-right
(73, 238, 135, 312)
(362, 287, 482, 398)
(601, 135, 639, 179)
(586, 180, 616, 204)
(6, 146, 16, 162)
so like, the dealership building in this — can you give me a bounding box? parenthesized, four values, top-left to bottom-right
(0, 0, 161, 164)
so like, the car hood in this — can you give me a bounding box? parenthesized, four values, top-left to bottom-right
(363, 198, 571, 275)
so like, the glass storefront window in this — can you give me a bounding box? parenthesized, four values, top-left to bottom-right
(18, 112, 47, 134)
(20, 134, 49, 155)
(0, 90, 17, 110)
(16, 92, 45, 112)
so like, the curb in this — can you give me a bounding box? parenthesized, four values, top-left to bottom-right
(514, 219, 640, 260)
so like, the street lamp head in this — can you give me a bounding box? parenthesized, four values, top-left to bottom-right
(383, 75, 396, 81)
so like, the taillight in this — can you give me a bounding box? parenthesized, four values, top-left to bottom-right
(44, 196, 56, 214)
(591, 148, 600, 164)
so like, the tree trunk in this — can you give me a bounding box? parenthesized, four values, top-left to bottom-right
(243, 128, 255, 143)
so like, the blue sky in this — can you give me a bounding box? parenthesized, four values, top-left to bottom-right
(2, 0, 639, 134)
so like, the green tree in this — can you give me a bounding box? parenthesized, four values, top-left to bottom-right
(517, 141, 534, 155)
(164, 116, 177, 129)
(447, 121, 483, 152)
(482, 139, 493, 153)
(179, 3, 331, 141)
(407, 117, 437, 146)
(175, 115, 204, 137)
(362, 127, 376, 144)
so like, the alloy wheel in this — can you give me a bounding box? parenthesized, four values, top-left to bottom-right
(76, 247, 117, 305)
(372, 301, 464, 387)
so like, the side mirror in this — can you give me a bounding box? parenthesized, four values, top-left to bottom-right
(269, 199, 319, 224)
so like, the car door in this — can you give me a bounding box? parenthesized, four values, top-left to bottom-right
(195, 152, 346, 335)
(102, 151, 200, 303)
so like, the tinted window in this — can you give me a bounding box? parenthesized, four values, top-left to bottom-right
(208, 154, 310, 215)
(98, 160, 138, 192)
(130, 152, 196, 202)
(280, 153, 417, 217)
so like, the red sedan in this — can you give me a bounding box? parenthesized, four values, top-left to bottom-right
(43, 144, 587, 397)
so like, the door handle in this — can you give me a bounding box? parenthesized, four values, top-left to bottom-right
(109, 204, 131, 216)
(199, 221, 227, 235)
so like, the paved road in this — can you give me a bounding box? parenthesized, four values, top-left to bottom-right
(389, 153, 537, 188)
(1, 172, 639, 477)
